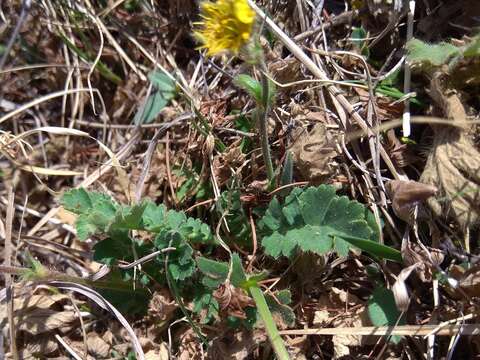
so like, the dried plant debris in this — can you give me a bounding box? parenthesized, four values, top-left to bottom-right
(289, 114, 339, 183)
(385, 180, 438, 224)
(401, 239, 444, 282)
(420, 76, 480, 231)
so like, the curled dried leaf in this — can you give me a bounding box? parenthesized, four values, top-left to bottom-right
(392, 264, 419, 312)
(290, 119, 338, 183)
(401, 239, 444, 282)
(385, 180, 438, 224)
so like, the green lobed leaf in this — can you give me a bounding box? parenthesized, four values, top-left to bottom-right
(193, 291, 219, 324)
(368, 287, 405, 344)
(75, 215, 98, 241)
(92, 231, 133, 265)
(260, 185, 398, 261)
(141, 201, 167, 232)
(109, 202, 147, 232)
(61, 188, 92, 214)
(197, 257, 229, 289)
(406, 38, 460, 70)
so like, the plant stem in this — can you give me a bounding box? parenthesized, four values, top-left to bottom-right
(258, 61, 275, 183)
(249, 285, 290, 360)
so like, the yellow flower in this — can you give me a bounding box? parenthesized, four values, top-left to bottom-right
(194, 0, 255, 56)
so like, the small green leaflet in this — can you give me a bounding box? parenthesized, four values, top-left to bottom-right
(368, 287, 405, 344)
(233, 74, 276, 106)
(135, 71, 177, 124)
(351, 26, 369, 58)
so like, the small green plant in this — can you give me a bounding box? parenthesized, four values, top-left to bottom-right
(57, 184, 403, 359)
(259, 185, 402, 262)
(406, 34, 480, 73)
(61, 187, 291, 359)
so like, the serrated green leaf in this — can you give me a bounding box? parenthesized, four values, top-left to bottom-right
(197, 257, 229, 288)
(260, 185, 398, 261)
(368, 287, 405, 344)
(61, 188, 92, 214)
(165, 209, 187, 229)
(109, 202, 147, 232)
(168, 258, 196, 281)
(63, 189, 118, 240)
(260, 197, 284, 232)
(154, 230, 183, 249)
(406, 38, 460, 69)
(93, 231, 132, 265)
(62, 188, 117, 215)
(180, 217, 214, 244)
(88, 205, 116, 231)
(75, 214, 98, 241)
(142, 202, 167, 232)
(295, 225, 333, 255)
(262, 231, 297, 258)
(300, 185, 336, 226)
(193, 291, 219, 324)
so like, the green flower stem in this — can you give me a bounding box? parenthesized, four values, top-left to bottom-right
(258, 61, 275, 183)
(249, 285, 290, 360)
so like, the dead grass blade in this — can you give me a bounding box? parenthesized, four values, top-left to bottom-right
(280, 324, 480, 337)
(0, 88, 102, 125)
(3, 186, 18, 359)
(48, 281, 145, 360)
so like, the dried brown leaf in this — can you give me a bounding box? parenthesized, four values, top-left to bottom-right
(290, 120, 338, 183)
(207, 330, 265, 360)
(392, 264, 419, 312)
(401, 239, 444, 282)
(17, 309, 77, 334)
(86, 333, 111, 358)
(385, 180, 438, 224)
(331, 306, 371, 359)
(420, 75, 480, 230)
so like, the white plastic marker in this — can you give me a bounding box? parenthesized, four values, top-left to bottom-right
(402, 0, 416, 138)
